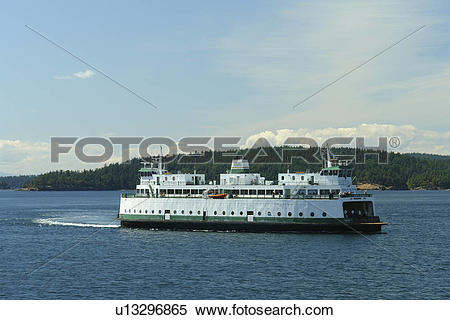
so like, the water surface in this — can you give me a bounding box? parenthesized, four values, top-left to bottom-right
(0, 190, 448, 299)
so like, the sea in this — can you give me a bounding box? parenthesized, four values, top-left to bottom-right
(0, 190, 448, 299)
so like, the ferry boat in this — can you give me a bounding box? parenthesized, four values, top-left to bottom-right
(118, 154, 387, 233)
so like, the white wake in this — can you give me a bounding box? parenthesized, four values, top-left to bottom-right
(33, 218, 120, 228)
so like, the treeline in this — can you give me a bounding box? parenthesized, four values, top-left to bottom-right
(24, 147, 450, 191)
(0, 175, 35, 189)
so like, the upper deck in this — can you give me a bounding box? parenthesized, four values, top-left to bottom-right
(127, 157, 364, 199)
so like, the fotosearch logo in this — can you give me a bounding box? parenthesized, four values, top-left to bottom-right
(50, 136, 393, 165)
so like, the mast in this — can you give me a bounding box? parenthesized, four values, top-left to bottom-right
(326, 146, 332, 168)
(158, 146, 163, 174)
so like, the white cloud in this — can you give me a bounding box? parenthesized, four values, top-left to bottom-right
(0, 123, 448, 175)
(53, 69, 95, 80)
(73, 69, 95, 79)
(242, 123, 450, 155)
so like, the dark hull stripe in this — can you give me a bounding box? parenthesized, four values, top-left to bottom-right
(120, 219, 385, 234)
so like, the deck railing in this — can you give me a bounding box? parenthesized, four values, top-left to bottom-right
(121, 193, 372, 199)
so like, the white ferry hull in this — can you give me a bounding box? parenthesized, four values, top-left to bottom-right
(119, 197, 385, 233)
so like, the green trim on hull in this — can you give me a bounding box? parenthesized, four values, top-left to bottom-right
(120, 219, 385, 234)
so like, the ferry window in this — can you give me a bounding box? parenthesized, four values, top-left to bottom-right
(267, 212, 272, 216)
(172, 177, 175, 181)
(310, 212, 315, 217)
(173, 210, 177, 214)
(320, 189, 330, 195)
(139, 210, 141, 213)
(257, 211, 262, 216)
(189, 210, 193, 214)
(181, 210, 184, 214)
(197, 210, 201, 215)
(165, 177, 168, 181)
(249, 189, 256, 195)
(214, 211, 217, 215)
(288, 212, 292, 216)
(191, 189, 198, 194)
(183, 189, 190, 194)
(292, 176, 295, 180)
(134, 210, 136, 213)
(299, 212, 303, 216)
(129, 209, 131, 213)
(308, 190, 318, 195)
(322, 212, 327, 217)
(258, 190, 265, 195)
(240, 189, 248, 195)
(301, 176, 304, 180)
(232, 189, 239, 195)
(145, 210, 148, 214)
(277, 212, 281, 216)
(338, 170, 343, 177)
(240, 211, 243, 215)
(168, 189, 174, 194)
(281, 176, 285, 180)
(222, 211, 226, 215)
(159, 210, 162, 214)
(152, 210, 154, 214)
(324, 170, 328, 176)
(265, 190, 273, 195)
(231, 211, 235, 215)
(320, 171, 323, 176)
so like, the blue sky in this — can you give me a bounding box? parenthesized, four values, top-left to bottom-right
(0, 0, 449, 174)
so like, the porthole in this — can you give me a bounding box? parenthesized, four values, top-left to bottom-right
(174, 210, 177, 214)
(197, 210, 201, 215)
(240, 211, 243, 216)
(159, 210, 162, 214)
(145, 210, 148, 214)
(310, 212, 315, 217)
(189, 210, 193, 215)
(139, 210, 141, 213)
(277, 212, 281, 216)
(257, 211, 261, 216)
(231, 211, 235, 215)
(222, 211, 226, 215)
(288, 212, 292, 217)
(152, 210, 154, 214)
(268, 212, 272, 216)
(181, 210, 184, 214)
(299, 212, 303, 216)
(214, 211, 217, 215)
(128, 209, 131, 213)
(322, 212, 327, 217)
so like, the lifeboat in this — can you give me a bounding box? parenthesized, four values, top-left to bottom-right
(208, 193, 227, 199)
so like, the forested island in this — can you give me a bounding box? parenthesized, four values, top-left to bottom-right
(0, 175, 35, 190)
(7, 147, 448, 191)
